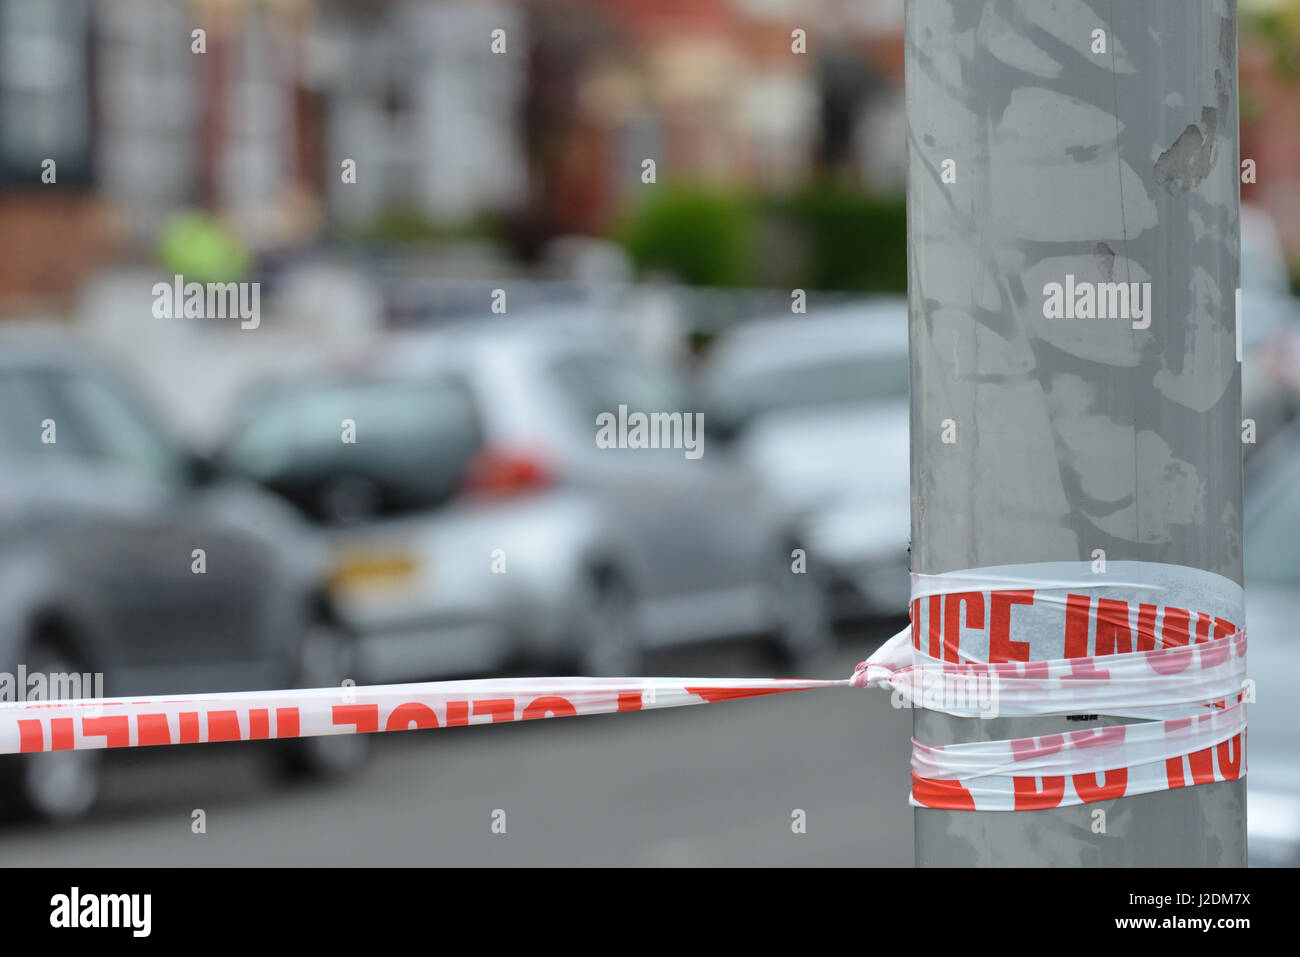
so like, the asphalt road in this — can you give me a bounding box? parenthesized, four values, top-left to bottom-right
(0, 624, 913, 866)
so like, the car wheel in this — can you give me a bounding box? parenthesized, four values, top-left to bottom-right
(572, 571, 642, 677)
(0, 639, 101, 822)
(763, 549, 836, 672)
(276, 619, 371, 779)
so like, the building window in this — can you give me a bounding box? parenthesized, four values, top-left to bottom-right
(0, 0, 92, 187)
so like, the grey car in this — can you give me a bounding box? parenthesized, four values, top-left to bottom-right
(1242, 422, 1300, 866)
(0, 334, 366, 820)
(702, 302, 911, 619)
(218, 316, 832, 682)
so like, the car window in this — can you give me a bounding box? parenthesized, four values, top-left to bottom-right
(0, 364, 178, 476)
(224, 376, 482, 521)
(550, 352, 692, 425)
(707, 351, 909, 427)
(0, 367, 67, 455)
(43, 368, 187, 485)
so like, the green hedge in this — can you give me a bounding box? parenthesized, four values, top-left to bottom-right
(617, 187, 758, 287)
(763, 184, 907, 293)
(615, 182, 906, 292)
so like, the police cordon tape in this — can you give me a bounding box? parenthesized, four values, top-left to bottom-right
(0, 675, 846, 756)
(853, 560, 1248, 810)
(0, 560, 1245, 812)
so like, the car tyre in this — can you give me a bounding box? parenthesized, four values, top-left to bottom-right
(572, 571, 643, 677)
(762, 549, 836, 672)
(0, 638, 102, 822)
(275, 619, 371, 779)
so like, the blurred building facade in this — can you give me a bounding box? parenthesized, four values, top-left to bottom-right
(4, 0, 1297, 319)
(1239, 0, 1300, 264)
(522, 0, 904, 238)
(0, 0, 912, 314)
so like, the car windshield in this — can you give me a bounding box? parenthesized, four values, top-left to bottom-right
(0, 363, 187, 483)
(224, 377, 481, 521)
(708, 351, 908, 426)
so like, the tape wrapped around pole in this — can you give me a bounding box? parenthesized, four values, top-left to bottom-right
(852, 560, 1247, 810)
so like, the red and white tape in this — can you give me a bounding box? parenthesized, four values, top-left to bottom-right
(0, 560, 1247, 812)
(853, 561, 1248, 810)
(0, 676, 844, 755)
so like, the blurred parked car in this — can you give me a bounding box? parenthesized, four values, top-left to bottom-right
(702, 301, 911, 619)
(217, 317, 826, 686)
(1241, 205, 1300, 454)
(1243, 419, 1300, 867)
(218, 317, 832, 682)
(0, 333, 366, 821)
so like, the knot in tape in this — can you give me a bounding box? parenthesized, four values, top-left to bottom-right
(850, 560, 1248, 811)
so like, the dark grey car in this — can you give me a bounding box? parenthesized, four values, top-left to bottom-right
(0, 335, 365, 820)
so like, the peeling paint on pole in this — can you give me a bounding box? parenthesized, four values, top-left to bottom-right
(907, 0, 1244, 865)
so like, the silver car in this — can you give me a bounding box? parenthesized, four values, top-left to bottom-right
(0, 335, 366, 821)
(702, 302, 911, 618)
(1242, 423, 1300, 866)
(219, 317, 832, 681)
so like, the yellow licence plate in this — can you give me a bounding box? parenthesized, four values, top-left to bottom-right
(328, 550, 420, 594)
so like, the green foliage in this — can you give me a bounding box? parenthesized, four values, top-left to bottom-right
(615, 182, 906, 293)
(158, 212, 250, 284)
(617, 187, 756, 287)
(1245, 7, 1300, 79)
(764, 184, 907, 293)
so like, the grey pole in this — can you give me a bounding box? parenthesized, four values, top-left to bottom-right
(906, 0, 1245, 865)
